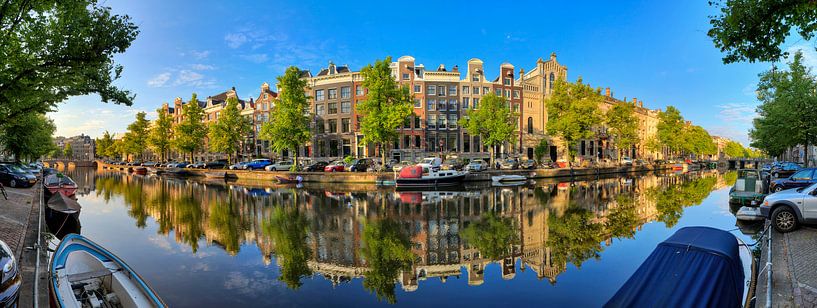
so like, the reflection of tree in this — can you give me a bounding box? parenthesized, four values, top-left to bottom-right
(360, 219, 415, 304)
(605, 194, 638, 239)
(461, 212, 519, 260)
(261, 206, 312, 290)
(175, 190, 204, 253)
(649, 175, 718, 228)
(547, 207, 604, 269)
(723, 171, 738, 187)
(209, 195, 243, 255)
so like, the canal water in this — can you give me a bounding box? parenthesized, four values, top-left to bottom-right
(58, 168, 755, 307)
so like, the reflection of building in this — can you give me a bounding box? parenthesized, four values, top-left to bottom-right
(87, 169, 719, 293)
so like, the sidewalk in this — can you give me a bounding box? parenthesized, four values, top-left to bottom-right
(758, 227, 817, 307)
(0, 184, 48, 307)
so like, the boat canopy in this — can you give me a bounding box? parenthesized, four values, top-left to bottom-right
(47, 193, 81, 214)
(605, 226, 744, 308)
(399, 165, 423, 179)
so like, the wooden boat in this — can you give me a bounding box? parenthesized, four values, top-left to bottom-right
(163, 168, 188, 176)
(45, 193, 82, 238)
(146, 167, 162, 175)
(49, 234, 166, 308)
(606, 226, 754, 307)
(204, 171, 227, 179)
(43, 174, 78, 197)
(132, 166, 147, 175)
(275, 175, 302, 184)
(396, 165, 467, 189)
(491, 175, 527, 183)
(729, 169, 765, 206)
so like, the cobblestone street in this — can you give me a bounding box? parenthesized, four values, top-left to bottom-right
(0, 185, 37, 259)
(758, 226, 817, 308)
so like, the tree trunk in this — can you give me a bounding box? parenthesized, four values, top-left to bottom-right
(294, 148, 299, 171)
(489, 145, 495, 168)
(381, 143, 387, 172)
(806, 143, 811, 167)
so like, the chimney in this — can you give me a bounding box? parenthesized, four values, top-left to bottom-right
(632, 98, 637, 104)
(262, 82, 270, 91)
(605, 88, 611, 97)
(452, 65, 459, 72)
(639, 101, 643, 108)
(438, 64, 446, 71)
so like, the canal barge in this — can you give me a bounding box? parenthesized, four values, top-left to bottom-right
(396, 165, 467, 189)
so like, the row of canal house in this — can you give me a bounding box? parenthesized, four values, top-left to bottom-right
(157, 53, 664, 163)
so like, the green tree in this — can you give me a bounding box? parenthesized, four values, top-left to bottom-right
(357, 57, 414, 170)
(656, 106, 685, 158)
(208, 97, 251, 164)
(459, 93, 518, 165)
(360, 218, 415, 304)
(261, 206, 312, 289)
(259, 67, 312, 169)
(0, 0, 139, 123)
(605, 101, 640, 161)
(461, 212, 518, 260)
(0, 113, 56, 161)
(95, 130, 115, 159)
(123, 111, 150, 159)
(109, 139, 125, 160)
(173, 94, 207, 162)
(149, 108, 173, 161)
(63, 143, 73, 158)
(534, 139, 549, 163)
(708, 0, 817, 64)
(723, 140, 746, 158)
(750, 51, 817, 165)
(682, 125, 717, 159)
(545, 79, 603, 161)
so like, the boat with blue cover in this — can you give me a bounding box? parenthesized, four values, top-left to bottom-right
(49, 234, 165, 308)
(606, 226, 754, 308)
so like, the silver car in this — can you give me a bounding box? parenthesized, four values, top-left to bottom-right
(761, 182, 817, 232)
(464, 159, 487, 172)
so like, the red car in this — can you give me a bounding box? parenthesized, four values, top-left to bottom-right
(324, 161, 345, 172)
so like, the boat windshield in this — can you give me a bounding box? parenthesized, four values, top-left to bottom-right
(421, 158, 436, 164)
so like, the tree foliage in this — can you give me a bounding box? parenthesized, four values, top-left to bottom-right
(656, 106, 685, 157)
(750, 51, 817, 164)
(534, 139, 549, 163)
(0, 0, 139, 123)
(0, 113, 56, 161)
(208, 97, 251, 164)
(357, 57, 414, 169)
(459, 93, 518, 164)
(95, 130, 115, 159)
(259, 66, 311, 169)
(605, 101, 640, 160)
(545, 79, 603, 161)
(682, 125, 717, 157)
(173, 94, 207, 161)
(708, 0, 817, 63)
(63, 143, 73, 158)
(123, 111, 150, 159)
(723, 140, 747, 158)
(149, 108, 173, 161)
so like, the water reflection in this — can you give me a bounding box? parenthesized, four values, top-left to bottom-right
(67, 168, 729, 305)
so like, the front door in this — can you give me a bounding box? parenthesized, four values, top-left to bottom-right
(549, 146, 558, 162)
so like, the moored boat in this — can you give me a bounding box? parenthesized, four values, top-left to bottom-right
(132, 166, 147, 175)
(204, 171, 227, 179)
(729, 169, 765, 206)
(163, 168, 188, 176)
(396, 165, 467, 189)
(49, 234, 166, 308)
(45, 193, 82, 238)
(275, 175, 302, 184)
(491, 175, 526, 183)
(43, 174, 78, 197)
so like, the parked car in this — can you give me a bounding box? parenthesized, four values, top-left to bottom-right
(770, 168, 817, 193)
(771, 162, 802, 178)
(464, 159, 487, 172)
(392, 161, 413, 172)
(761, 182, 817, 232)
(0, 163, 37, 188)
(499, 158, 520, 170)
(266, 160, 294, 171)
(304, 161, 329, 172)
(142, 161, 158, 167)
(0, 240, 20, 307)
(418, 157, 442, 172)
(187, 162, 205, 169)
(204, 160, 228, 169)
(441, 158, 465, 171)
(324, 161, 346, 172)
(245, 159, 273, 170)
(520, 159, 537, 170)
(621, 156, 633, 166)
(169, 161, 189, 168)
(229, 161, 251, 170)
(349, 158, 372, 172)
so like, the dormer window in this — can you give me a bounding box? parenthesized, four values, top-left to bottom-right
(472, 74, 480, 82)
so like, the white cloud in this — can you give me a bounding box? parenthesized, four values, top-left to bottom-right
(241, 53, 269, 63)
(147, 72, 171, 87)
(191, 63, 215, 70)
(225, 33, 249, 48)
(716, 103, 757, 123)
(176, 70, 203, 83)
(785, 44, 817, 69)
(189, 50, 210, 59)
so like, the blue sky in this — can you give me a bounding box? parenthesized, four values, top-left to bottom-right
(49, 0, 816, 146)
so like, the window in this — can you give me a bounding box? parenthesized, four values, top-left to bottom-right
(316, 104, 325, 115)
(414, 116, 421, 129)
(514, 90, 520, 99)
(463, 134, 470, 152)
(438, 85, 446, 96)
(328, 88, 338, 99)
(495, 89, 502, 96)
(449, 85, 457, 96)
(473, 87, 479, 95)
(438, 100, 446, 111)
(504, 78, 511, 86)
(341, 101, 351, 113)
(462, 97, 470, 109)
(449, 114, 458, 129)
(527, 117, 533, 134)
(427, 85, 436, 95)
(462, 86, 470, 95)
(513, 103, 520, 113)
(402, 73, 410, 80)
(438, 116, 446, 129)
(328, 119, 337, 133)
(414, 85, 421, 93)
(415, 135, 421, 147)
(484, 87, 490, 94)
(315, 90, 325, 101)
(341, 86, 351, 99)
(404, 135, 410, 148)
(356, 86, 364, 96)
(504, 89, 511, 98)
(428, 115, 436, 129)
(473, 98, 480, 109)
(427, 99, 436, 111)
(403, 117, 411, 129)
(472, 74, 480, 82)
(449, 99, 457, 111)
(315, 119, 324, 133)
(549, 73, 555, 91)
(341, 118, 350, 133)
(414, 98, 421, 108)
(328, 102, 338, 114)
